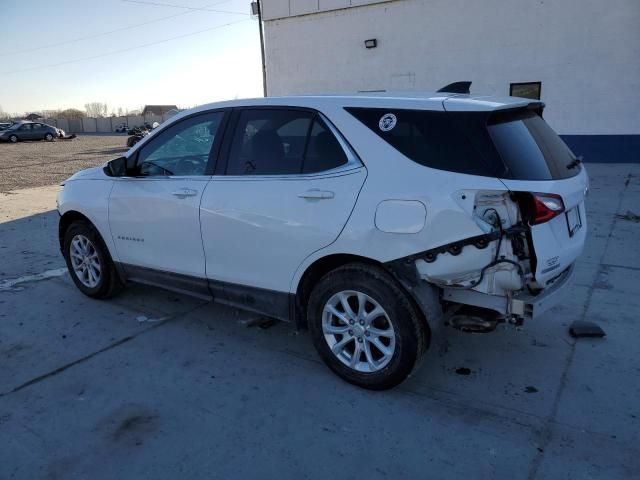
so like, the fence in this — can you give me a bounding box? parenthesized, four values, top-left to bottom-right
(41, 112, 177, 133)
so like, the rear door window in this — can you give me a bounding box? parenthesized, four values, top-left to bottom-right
(303, 117, 348, 174)
(225, 109, 349, 176)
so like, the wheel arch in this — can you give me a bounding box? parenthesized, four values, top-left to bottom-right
(58, 210, 93, 251)
(294, 253, 441, 340)
(59, 210, 126, 283)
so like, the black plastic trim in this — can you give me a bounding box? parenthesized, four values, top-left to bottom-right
(117, 263, 293, 322)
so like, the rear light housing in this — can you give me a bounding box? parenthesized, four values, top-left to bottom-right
(515, 192, 565, 225)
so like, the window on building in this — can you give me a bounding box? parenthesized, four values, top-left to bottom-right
(509, 82, 542, 100)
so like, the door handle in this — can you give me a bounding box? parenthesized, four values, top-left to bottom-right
(171, 188, 198, 198)
(297, 189, 335, 200)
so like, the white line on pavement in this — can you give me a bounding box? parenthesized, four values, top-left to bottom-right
(0, 268, 68, 291)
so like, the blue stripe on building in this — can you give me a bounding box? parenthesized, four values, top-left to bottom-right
(561, 135, 639, 163)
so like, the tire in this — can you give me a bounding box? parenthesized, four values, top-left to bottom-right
(63, 220, 123, 299)
(307, 263, 428, 390)
(44, 133, 54, 141)
(9, 134, 18, 143)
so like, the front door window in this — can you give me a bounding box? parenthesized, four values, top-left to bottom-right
(136, 112, 224, 176)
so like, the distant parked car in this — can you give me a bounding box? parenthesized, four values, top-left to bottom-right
(114, 123, 128, 133)
(0, 122, 13, 131)
(0, 121, 58, 143)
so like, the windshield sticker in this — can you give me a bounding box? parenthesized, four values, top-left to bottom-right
(378, 113, 397, 132)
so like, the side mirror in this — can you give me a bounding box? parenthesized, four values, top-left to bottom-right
(104, 156, 128, 177)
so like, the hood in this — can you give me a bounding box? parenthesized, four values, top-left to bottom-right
(64, 165, 110, 183)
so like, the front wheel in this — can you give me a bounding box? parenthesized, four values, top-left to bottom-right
(44, 133, 54, 141)
(308, 263, 429, 390)
(63, 221, 123, 299)
(9, 134, 18, 143)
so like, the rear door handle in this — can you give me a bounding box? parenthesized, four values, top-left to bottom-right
(297, 189, 335, 200)
(171, 188, 198, 198)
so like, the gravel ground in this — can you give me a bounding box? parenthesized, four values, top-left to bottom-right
(0, 134, 128, 193)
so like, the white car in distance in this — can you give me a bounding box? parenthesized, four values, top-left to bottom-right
(57, 86, 588, 389)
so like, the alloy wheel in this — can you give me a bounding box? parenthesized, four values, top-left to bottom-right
(322, 290, 396, 373)
(69, 234, 101, 288)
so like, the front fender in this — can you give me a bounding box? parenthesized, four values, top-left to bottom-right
(57, 179, 116, 261)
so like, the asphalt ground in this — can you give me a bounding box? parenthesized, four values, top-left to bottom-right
(1, 162, 639, 479)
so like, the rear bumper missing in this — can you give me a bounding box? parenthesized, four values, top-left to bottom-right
(442, 264, 575, 321)
(511, 264, 575, 319)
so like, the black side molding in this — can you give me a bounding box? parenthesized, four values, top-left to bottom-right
(437, 81, 472, 94)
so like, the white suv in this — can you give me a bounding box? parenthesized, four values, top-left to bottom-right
(57, 91, 588, 389)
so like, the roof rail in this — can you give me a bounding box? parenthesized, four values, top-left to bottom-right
(437, 81, 471, 94)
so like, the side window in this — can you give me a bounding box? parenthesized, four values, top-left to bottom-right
(226, 109, 349, 176)
(303, 117, 348, 173)
(345, 107, 502, 177)
(137, 111, 224, 177)
(226, 109, 312, 175)
(20, 124, 32, 130)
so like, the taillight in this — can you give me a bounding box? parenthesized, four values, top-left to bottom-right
(514, 192, 565, 225)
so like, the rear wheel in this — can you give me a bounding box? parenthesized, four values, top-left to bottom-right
(308, 263, 428, 390)
(9, 134, 18, 143)
(63, 221, 123, 299)
(44, 132, 54, 141)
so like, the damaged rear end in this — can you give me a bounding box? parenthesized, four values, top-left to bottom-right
(423, 101, 588, 325)
(349, 99, 588, 328)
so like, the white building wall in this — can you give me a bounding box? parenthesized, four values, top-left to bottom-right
(263, 0, 640, 135)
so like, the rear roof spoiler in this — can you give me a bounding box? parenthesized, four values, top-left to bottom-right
(437, 81, 471, 94)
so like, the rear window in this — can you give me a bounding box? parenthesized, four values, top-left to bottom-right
(345, 107, 579, 180)
(487, 109, 577, 180)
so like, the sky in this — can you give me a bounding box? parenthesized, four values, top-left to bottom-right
(0, 0, 264, 114)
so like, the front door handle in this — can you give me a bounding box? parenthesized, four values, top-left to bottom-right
(297, 189, 335, 200)
(171, 188, 198, 198)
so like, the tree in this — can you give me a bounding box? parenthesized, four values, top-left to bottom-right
(58, 108, 86, 119)
(0, 105, 8, 120)
(117, 107, 124, 117)
(84, 102, 108, 118)
(42, 109, 61, 118)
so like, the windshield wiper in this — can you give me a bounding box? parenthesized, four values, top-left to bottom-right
(567, 156, 582, 170)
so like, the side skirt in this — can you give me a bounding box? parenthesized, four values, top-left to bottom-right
(118, 263, 293, 322)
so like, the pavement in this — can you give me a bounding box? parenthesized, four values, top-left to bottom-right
(1, 163, 639, 479)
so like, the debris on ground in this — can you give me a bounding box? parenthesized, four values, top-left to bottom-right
(615, 210, 640, 222)
(258, 318, 277, 329)
(569, 320, 606, 338)
(239, 316, 278, 329)
(136, 315, 166, 323)
(455, 367, 471, 376)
